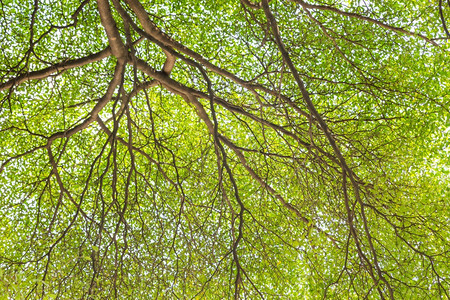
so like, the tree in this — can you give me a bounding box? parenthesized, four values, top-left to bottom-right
(0, 0, 449, 298)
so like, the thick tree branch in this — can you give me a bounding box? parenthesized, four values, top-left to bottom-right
(97, 0, 128, 61)
(123, 0, 311, 119)
(0, 47, 112, 92)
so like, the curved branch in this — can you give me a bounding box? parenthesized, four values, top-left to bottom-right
(439, 0, 450, 38)
(123, 0, 176, 74)
(290, 0, 439, 46)
(46, 61, 126, 142)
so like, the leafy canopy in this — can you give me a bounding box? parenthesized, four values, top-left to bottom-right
(0, 0, 449, 299)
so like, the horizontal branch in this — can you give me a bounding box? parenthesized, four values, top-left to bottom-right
(0, 47, 112, 92)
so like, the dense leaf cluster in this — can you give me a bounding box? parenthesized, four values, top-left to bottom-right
(0, 0, 449, 298)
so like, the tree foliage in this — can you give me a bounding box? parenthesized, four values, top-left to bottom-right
(0, 0, 449, 298)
